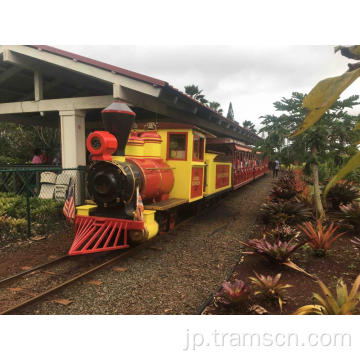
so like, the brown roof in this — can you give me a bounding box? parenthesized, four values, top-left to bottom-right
(27, 45, 261, 141)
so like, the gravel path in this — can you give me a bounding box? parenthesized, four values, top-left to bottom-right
(18, 174, 272, 315)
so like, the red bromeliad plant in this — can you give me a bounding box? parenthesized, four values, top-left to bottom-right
(239, 237, 315, 278)
(298, 220, 346, 255)
(215, 279, 250, 307)
(246, 237, 302, 263)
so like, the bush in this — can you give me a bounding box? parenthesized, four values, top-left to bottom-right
(0, 193, 63, 223)
(327, 181, 360, 210)
(260, 201, 312, 226)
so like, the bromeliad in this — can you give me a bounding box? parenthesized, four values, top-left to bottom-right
(249, 272, 292, 311)
(215, 279, 250, 307)
(294, 275, 360, 315)
(298, 220, 345, 255)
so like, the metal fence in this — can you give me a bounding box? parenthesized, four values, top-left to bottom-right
(0, 166, 87, 240)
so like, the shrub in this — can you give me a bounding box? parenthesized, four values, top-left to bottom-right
(339, 202, 360, 233)
(294, 275, 360, 315)
(215, 279, 250, 308)
(266, 225, 300, 243)
(327, 181, 360, 210)
(249, 272, 292, 311)
(260, 201, 312, 226)
(298, 220, 346, 256)
(0, 193, 63, 223)
(245, 237, 302, 263)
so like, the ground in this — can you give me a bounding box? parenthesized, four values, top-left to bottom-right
(0, 174, 272, 314)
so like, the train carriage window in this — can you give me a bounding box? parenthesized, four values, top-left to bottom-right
(193, 135, 204, 161)
(167, 133, 187, 160)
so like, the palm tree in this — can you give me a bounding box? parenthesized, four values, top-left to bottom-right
(184, 85, 208, 104)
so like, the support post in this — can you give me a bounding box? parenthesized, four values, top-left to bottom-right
(59, 110, 86, 205)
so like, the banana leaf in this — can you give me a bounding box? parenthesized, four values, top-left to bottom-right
(291, 67, 360, 137)
(324, 151, 360, 198)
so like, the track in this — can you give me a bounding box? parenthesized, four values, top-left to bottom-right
(0, 212, 198, 315)
(0, 242, 152, 315)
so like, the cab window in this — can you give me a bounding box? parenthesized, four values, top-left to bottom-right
(168, 133, 187, 160)
(193, 135, 204, 161)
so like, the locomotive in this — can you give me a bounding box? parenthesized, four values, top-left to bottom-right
(68, 101, 268, 255)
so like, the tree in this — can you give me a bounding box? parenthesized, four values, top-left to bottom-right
(227, 102, 235, 121)
(290, 45, 360, 199)
(242, 120, 256, 133)
(258, 92, 360, 219)
(208, 101, 223, 114)
(0, 122, 60, 164)
(184, 85, 208, 104)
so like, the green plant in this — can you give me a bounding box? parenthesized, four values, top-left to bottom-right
(249, 272, 292, 311)
(339, 201, 360, 232)
(298, 220, 346, 255)
(260, 201, 312, 226)
(327, 181, 360, 210)
(0, 215, 27, 244)
(216, 279, 250, 307)
(294, 275, 360, 315)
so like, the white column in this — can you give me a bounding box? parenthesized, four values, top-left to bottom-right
(59, 110, 86, 168)
(59, 110, 86, 204)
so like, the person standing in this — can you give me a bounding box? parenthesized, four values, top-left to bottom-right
(273, 159, 280, 178)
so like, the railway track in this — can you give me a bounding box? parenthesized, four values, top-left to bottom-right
(0, 210, 200, 315)
(0, 242, 154, 315)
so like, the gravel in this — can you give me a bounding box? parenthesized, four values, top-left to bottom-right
(17, 174, 272, 315)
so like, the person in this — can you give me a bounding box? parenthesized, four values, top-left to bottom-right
(273, 159, 280, 178)
(31, 149, 42, 164)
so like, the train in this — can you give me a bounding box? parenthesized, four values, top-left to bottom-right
(68, 101, 268, 255)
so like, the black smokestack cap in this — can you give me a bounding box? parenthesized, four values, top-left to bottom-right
(101, 101, 136, 156)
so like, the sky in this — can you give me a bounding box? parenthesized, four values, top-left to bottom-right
(59, 45, 360, 131)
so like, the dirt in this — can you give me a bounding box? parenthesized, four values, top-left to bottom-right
(0, 224, 74, 279)
(203, 216, 360, 315)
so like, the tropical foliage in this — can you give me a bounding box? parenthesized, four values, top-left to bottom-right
(298, 220, 345, 255)
(242, 237, 302, 263)
(260, 200, 312, 226)
(249, 272, 292, 310)
(327, 181, 360, 210)
(294, 275, 360, 315)
(339, 201, 360, 232)
(288, 45, 360, 198)
(215, 279, 250, 307)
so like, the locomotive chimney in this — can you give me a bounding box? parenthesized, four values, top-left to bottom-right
(101, 100, 136, 156)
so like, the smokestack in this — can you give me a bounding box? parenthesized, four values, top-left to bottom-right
(101, 101, 136, 156)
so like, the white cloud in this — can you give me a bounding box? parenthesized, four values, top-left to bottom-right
(60, 45, 360, 129)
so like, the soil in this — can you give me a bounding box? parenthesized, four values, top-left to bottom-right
(0, 224, 74, 279)
(203, 214, 360, 315)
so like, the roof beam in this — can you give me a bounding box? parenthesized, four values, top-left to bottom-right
(0, 66, 22, 85)
(113, 86, 255, 144)
(3, 46, 161, 98)
(0, 95, 114, 114)
(0, 113, 58, 127)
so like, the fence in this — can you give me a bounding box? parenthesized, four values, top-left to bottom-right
(0, 166, 87, 240)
